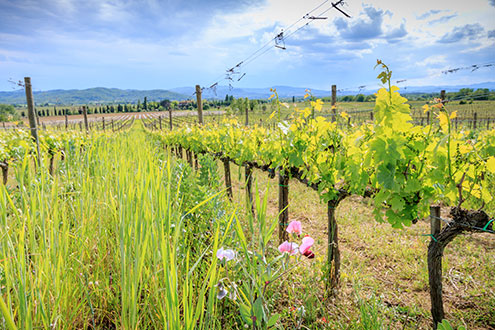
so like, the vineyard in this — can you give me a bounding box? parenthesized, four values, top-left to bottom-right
(0, 67, 494, 330)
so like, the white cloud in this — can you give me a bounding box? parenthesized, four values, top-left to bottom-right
(415, 55, 447, 67)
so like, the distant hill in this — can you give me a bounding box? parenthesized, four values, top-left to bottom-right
(0, 87, 189, 105)
(170, 85, 331, 99)
(1, 82, 494, 105)
(173, 82, 495, 98)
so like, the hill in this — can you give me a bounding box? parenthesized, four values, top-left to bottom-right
(1, 82, 494, 105)
(0, 87, 189, 105)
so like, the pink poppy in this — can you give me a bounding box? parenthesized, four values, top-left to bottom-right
(278, 241, 299, 255)
(286, 221, 302, 235)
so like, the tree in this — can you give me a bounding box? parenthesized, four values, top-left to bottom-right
(160, 99, 171, 110)
(144, 97, 148, 111)
(355, 94, 365, 102)
(0, 104, 15, 122)
(249, 99, 258, 112)
(365, 94, 376, 102)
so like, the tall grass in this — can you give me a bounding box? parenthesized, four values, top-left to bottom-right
(0, 127, 229, 329)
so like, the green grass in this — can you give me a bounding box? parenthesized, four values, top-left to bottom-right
(0, 124, 232, 329)
(1, 121, 494, 329)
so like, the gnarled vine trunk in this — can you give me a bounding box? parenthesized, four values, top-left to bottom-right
(428, 207, 492, 328)
(0, 161, 8, 185)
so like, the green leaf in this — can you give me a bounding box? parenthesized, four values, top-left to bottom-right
(376, 162, 396, 190)
(389, 195, 404, 212)
(267, 313, 280, 327)
(253, 297, 263, 326)
(239, 303, 252, 325)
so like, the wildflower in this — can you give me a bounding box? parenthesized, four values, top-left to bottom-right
(215, 282, 228, 300)
(216, 247, 236, 261)
(286, 220, 302, 235)
(299, 236, 315, 258)
(278, 241, 299, 255)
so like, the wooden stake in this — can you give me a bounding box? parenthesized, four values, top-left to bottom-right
(65, 110, 68, 130)
(24, 77, 41, 165)
(82, 106, 89, 132)
(195, 85, 203, 124)
(222, 158, 233, 200)
(331, 85, 337, 122)
(473, 112, 477, 130)
(327, 200, 340, 295)
(278, 170, 289, 244)
(169, 108, 173, 130)
(430, 205, 441, 237)
(0, 162, 8, 185)
(245, 163, 254, 215)
(428, 205, 442, 326)
(245, 105, 249, 126)
(102, 117, 105, 131)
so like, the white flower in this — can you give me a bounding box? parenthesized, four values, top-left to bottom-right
(215, 282, 228, 300)
(216, 247, 236, 261)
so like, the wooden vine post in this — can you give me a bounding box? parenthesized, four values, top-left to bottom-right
(65, 110, 68, 130)
(427, 207, 493, 328)
(111, 119, 114, 132)
(245, 163, 254, 215)
(245, 105, 249, 126)
(473, 112, 477, 130)
(278, 170, 289, 244)
(82, 106, 89, 132)
(0, 161, 7, 185)
(24, 77, 41, 166)
(195, 85, 203, 124)
(222, 158, 233, 200)
(102, 117, 105, 131)
(331, 85, 337, 122)
(159, 116, 162, 130)
(326, 191, 348, 296)
(169, 108, 173, 130)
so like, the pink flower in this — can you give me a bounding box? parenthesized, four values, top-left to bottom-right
(286, 221, 302, 235)
(299, 236, 314, 257)
(278, 241, 299, 255)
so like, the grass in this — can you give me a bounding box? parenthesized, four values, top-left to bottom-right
(0, 122, 494, 329)
(0, 125, 232, 329)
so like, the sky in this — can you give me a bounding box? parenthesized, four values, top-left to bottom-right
(0, 0, 494, 92)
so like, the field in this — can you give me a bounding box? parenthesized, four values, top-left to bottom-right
(1, 87, 495, 330)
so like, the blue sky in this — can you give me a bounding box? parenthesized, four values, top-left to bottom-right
(0, 0, 494, 92)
